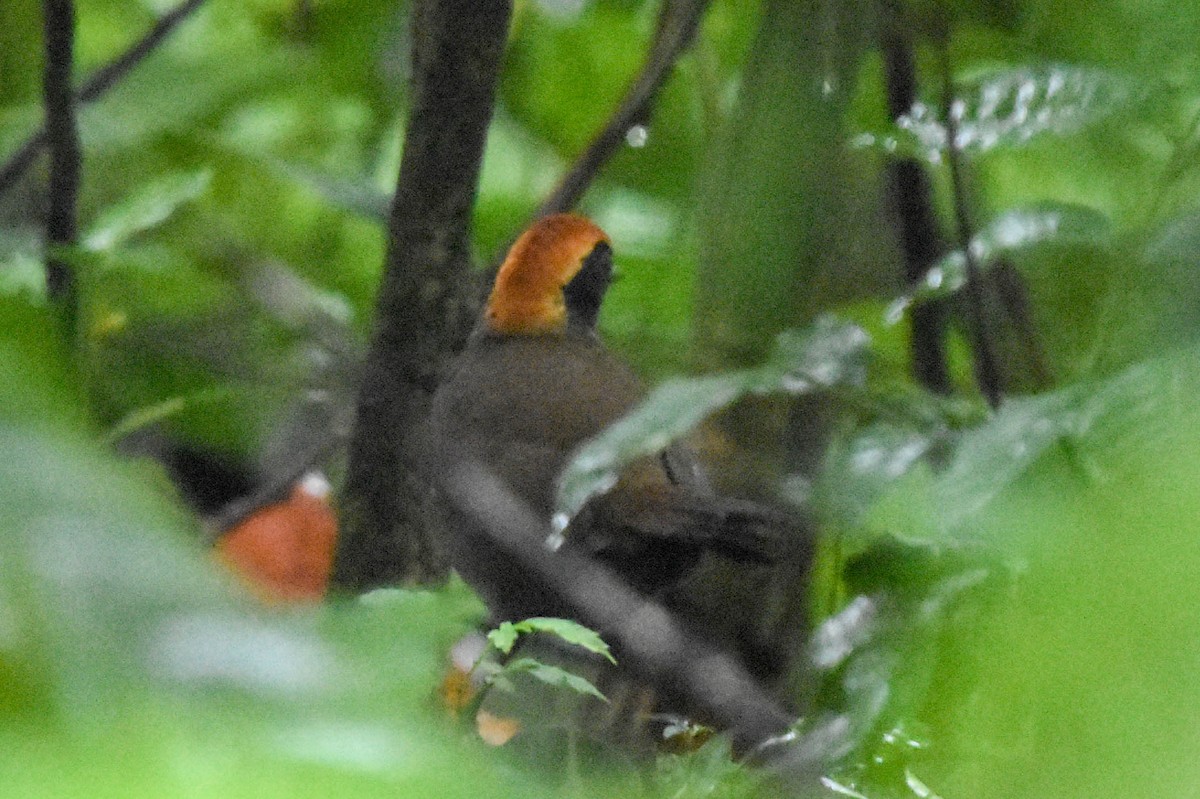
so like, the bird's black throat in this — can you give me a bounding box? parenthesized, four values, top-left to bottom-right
(564, 241, 613, 332)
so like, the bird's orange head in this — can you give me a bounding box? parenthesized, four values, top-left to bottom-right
(485, 214, 613, 335)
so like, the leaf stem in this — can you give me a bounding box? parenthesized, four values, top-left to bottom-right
(939, 42, 1003, 409)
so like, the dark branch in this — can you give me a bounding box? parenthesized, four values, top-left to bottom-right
(535, 0, 710, 218)
(0, 135, 47, 198)
(880, 18, 952, 395)
(42, 0, 82, 333)
(990, 257, 1053, 390)
(424, 448, 820, 769)
(0, 0, 208, 198)
(939, 44, 1002, 409)
(333, 0, 513, 590)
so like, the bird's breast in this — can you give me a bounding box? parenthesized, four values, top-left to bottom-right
(428, 333, 644, 512)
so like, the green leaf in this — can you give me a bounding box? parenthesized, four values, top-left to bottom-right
(554, 375, 735, 521)
(818, 423, 935, 529)
(497, 658, 608, 704)
(486, 622, 520, 656)
(859, 65, 1140, 161)
(0, 250, 46, 302)
(696, 0, 882, 362)
(102, 387, 236, 444)
(749, 318, 872, 394)
(82, 170, 213, 253)
(0, 297, 87, 430)
(888, 203, 1112, 316)
(867, 344, 1184, 553)
(264, 158, 390, 223)
(556, 317, 868, 519)
(486, 618, 615, 665)
(897, 343, 1200, 799)
(512, 618, 616, 665)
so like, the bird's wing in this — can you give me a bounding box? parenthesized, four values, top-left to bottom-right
(568, 453, 787, 565)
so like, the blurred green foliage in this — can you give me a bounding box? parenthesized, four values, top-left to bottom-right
(3, 0, 1200, 796)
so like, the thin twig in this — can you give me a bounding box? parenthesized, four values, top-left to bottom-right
(0, 0, 208, 197)
(0, 136, 47, 197)
(880, 16, 951, 394)
(535, 0, 710, 218)
(42, 0, 82, 335)
(940, 45, 1002, 409)
(79, 0, 209, 103)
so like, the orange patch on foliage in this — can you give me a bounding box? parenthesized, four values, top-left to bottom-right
(439, 667, 477, 715)
(475, 710, 521, 747)
(216, 483, 337, 603)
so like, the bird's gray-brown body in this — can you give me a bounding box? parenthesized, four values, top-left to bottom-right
(429, 330, 642, 522)
(422, 215, 813, 748)
(427, 324, 787, 617)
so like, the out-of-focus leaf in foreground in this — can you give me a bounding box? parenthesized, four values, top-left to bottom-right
(0, 328, 633, 798)
(819, 342, 1200, 799)
(885, 202, 1111, 318)
(556, 317, 868, 521)
(82, 169, 213, 253)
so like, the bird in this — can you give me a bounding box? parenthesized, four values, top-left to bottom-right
(425, 214, 794, 615)
(215, 472, 338, 604)
(116, 433, 339, 603)
(423, 214, 815, 733)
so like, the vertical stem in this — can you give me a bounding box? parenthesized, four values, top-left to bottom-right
(991, 257, 1053, 390)
(939, 44, 1002, 409)
(42, 0, 83, 339)
(880, 15, 951, 394)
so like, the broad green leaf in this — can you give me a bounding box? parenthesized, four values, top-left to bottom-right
(910, 355, 1157, 539)
(512, 618, 616, 665)
(82, 170, 213, 252)
(695, 0, 882, 364)
(904, 344, 1200, 799)
(749, 319, 872, 394)
(817, 423, 935, 529)
(559, 372, 744, 517)
(0, 350, 558, 795)
(815, 345, 1200, 797)
(557, 317, 868, 519)
(886, 203, 1112, 314)
(486, 622, 521, 656)
(497, 658, 608, 704)
(858, 65, 1140, 162)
